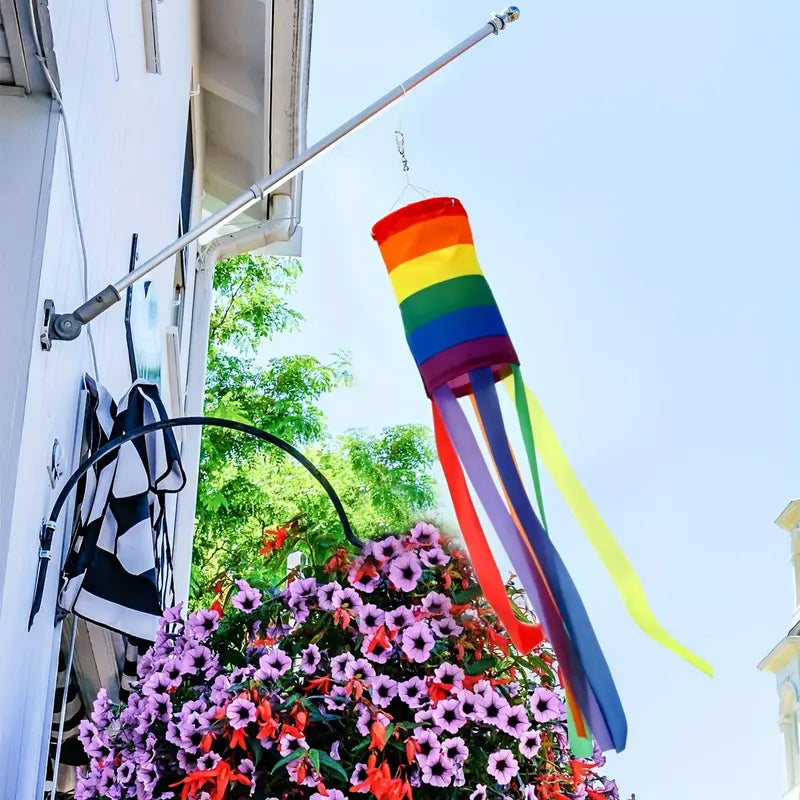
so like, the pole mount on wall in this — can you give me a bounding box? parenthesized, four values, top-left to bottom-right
(39, 7, 521, 350)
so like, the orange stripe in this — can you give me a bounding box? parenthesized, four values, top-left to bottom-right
(379, 214, 474, 273)
(467, 395, 591, 739)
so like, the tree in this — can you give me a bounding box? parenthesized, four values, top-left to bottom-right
(191, 253, 437, 604)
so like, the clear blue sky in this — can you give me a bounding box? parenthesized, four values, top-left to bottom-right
(270, 4, 800, 797)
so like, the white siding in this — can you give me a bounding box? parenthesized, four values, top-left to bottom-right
(0, 1, 193, 795)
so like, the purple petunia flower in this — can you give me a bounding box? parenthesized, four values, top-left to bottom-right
(355, 703, 372, 736)
(287, 757, 318, 786)
(409, 522, 440, 547)
(413, 728, 441, 764)
(420, 752, 455, 787)
(441, 736, 469, 764)
(370, 675, 398, 707)
(522, 786, 537, 800)
(431, 615, 463, 638)
(487, 750, 519, 785)
(433, 698, 466, 733)
(358, 603, 385, 634)
(433, 662, 464, 688)
(332, 586, 363, 612)
(385, 605, 416, 631)
(421, 591, 452, 617)
(530, 686, 563, 723)
(330, 741, 341, 761)
(289, 576, 318, 602)
(415, 706, 436, 726)
(499, 703, 531, 738)
(519, 729, 542, 759)
(197, 751, 222, 771)
(399, 676, 428, 708)
(456, 689, 480, 719)
(350, 762, 370, 793)
(279, 732, 308, 757)
(420, 546, 451, 568)
(572, 787, 588, 800)
(226, 698, 256, 729)
(299, 644, 322, 674)
(331, 652, 355, 682)
(231, 579, 262, 613)
(345, 658, 376, 682)
(388, 552, 423, 592)
(477, 689, 509, 726)
(162, 603, 184, 624)
(312, 792, 346, 800)
(348, 559, 381, 593)
(401, 621, 435, 663)
(239, 758, 255, 778)
(318, 580, 342, 610)
(373, 535, 403, 562)
(470, 786, 488, 800)
(255, 648, 292, 681)
(181, 644, 216, 677)
(209, 674, 231, 705)
(325, 684, 350, 709)
(185, 608, 220, 640)
(144, 691, 172, 722)
(361, 634, 392, 664)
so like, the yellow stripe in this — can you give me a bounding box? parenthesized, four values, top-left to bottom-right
(503, 376, 713, 677)
(389, 244, 483, 304)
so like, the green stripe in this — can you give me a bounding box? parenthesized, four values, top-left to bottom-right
(399, 275, 496, 335)
(512, 364, 549, 532)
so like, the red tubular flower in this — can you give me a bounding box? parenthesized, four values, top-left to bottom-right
(172, 761, 251, 800)
(228, 728, 247, 750)
(369, 721, 387, 751)
(305, 674, 332, 695)
(367, 627, 392, 654)
(427, 682, 453, 704)
(405, 738, 418, 765)
(334, 608, 352, 629)
(209, 599, 224, 618)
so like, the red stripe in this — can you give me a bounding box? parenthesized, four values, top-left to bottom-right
(372, 197, 467, 244)
(432, 401, 545, 655)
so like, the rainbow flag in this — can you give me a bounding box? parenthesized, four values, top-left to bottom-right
(373, 197, 712, 754)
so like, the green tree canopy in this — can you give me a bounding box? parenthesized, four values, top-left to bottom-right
(191, 254, 437, 604)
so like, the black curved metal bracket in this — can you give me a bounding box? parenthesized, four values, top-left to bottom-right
(29, 416, 361, 629)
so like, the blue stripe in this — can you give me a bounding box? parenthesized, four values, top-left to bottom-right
(407, 305, 509, 366)
(470, 367, 628, 752)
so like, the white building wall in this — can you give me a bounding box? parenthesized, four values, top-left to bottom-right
(0, 2, 194, 795)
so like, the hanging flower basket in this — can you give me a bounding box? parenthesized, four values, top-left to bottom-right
(75, 525, 625, 800)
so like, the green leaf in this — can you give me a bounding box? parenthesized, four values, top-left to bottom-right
(452, 584, 483, 604)
(318, 751, 350, 782)
(465, 656, 498, 675)
(308, 748, 321, 773)
(270, 750, 304, 774)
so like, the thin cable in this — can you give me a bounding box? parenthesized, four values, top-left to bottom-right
(48, 620, 77, 800)
(27, 0, 100, 379)
(103, 0, 120, 82)
(390, 91, 438, 210)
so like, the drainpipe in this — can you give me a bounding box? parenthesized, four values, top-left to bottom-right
(172, 193, 294, 604)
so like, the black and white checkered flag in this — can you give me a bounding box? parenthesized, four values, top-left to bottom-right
(57, 378, 185, 642)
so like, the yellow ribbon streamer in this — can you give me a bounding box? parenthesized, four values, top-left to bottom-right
(502, 376, 713, 677)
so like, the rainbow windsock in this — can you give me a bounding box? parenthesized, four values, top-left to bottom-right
(372, 197, 712, 754)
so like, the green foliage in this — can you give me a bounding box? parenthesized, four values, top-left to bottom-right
(192, 253, 437, 606)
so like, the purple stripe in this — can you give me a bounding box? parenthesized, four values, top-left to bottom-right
(431, 387, 610, 748)
(418, 336, 518, 397)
